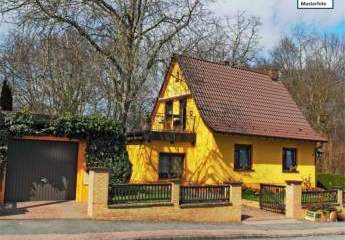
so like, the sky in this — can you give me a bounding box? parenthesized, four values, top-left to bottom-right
(0, 0, 344, 50)
(211, 0, 345, 49)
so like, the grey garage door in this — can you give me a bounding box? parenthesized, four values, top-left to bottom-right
(5, 139, 78, 202)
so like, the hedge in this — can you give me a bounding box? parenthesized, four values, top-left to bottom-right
(0, 111, 132, 186)
(317, 173, 345, 190)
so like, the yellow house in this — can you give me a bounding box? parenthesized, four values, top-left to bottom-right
(127, 55, 326, 189)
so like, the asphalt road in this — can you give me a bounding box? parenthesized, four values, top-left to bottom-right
(236, 236, 345, 240)
(0, 219, 344, 239)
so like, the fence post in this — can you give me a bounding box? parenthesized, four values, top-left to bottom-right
(334, 187, 343, 208)
(225, 182, 242, 222)
(285, 180, 303, 219)
(87, 167, 109, 218)
(170, 179, 180, 208)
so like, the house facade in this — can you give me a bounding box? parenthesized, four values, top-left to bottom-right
(127, 55, 326, 189)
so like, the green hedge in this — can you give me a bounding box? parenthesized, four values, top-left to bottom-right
(317, 174, 345, 190)
(0, 111, 132, 186)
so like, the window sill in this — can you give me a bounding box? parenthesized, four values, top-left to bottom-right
(282, 170, 299, 173)
(234, 169, 254, 172)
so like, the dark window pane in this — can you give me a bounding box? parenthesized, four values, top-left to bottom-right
(159, 153, 183, 179)
(283, 148, 297, 171)
(165, 101, 173, 117)
(159, 155, 170, 178)
(234, 145, 251, 170)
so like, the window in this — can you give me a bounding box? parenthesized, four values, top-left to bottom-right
(165, 101, 173, 118)
(179, 98, 187, 130)
(159, 153, 184, 179)
(283, 148, 297, 172)
(234, 145, 252, 171)
(175, 70, 181, 82)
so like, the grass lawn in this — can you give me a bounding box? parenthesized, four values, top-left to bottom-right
(317, 173, 345, 190)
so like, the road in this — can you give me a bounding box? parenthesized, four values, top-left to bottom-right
(0, 219, 344, 239)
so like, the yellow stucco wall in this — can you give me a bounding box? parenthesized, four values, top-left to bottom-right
(127, 63, 317, 189)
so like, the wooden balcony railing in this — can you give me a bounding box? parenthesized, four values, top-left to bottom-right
(126, 114, 196, 143)
(146, 113, 195, 133)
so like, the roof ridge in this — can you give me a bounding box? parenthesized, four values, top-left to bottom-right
(173, 54, 271, 78)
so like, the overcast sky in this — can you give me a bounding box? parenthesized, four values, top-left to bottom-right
(0, 0, 344, 50)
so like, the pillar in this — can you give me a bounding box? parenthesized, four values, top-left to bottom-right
(285, 180, 303, 219)
(87, 167, 109, 218)
(170, 179, 181, 208)
(334, 187, 343, 208)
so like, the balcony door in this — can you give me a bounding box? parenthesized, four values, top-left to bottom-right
(164, 101, 173, 130)
(179, 99, 187, 131)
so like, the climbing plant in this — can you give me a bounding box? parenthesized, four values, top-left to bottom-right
(0, 111, 132, 185)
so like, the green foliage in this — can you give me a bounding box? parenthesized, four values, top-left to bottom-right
(0, 80, 13, 111)
(0, 111, 132, 185)
(317, 174, 345, 190)
(242, 188, 259, 202)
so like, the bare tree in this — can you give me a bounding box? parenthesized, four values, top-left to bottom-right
(271, 27, 345, 174)
(0, 0, 210, 130)
(0, 28, 103, 115)
(190, 11, 262, 66)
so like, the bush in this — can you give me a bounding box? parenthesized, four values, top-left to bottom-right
(242, 187, 260, 202)
(317, 174, 345, 190)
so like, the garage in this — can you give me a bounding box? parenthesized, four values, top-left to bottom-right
(4, 139, 78, 202)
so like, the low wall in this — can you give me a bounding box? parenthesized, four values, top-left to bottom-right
(88, 169, 242, 223)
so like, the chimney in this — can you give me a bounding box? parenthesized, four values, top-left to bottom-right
(267, 69, 280, 81)
(255, 67, 280, 81)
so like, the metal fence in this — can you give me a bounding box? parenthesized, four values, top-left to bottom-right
(259, 184, 286, 213)
(109, 183, 171, 204)
(180, 185, 230, 204)
(302, 190, 338, 209)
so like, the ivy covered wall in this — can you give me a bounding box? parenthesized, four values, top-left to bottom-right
(0, 111, 132, 186)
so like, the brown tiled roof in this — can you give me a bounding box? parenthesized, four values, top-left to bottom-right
(174, 55, 326, 142)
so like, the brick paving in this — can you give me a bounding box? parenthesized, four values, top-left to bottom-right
(242, 205, 287, 222)
(0, 201, 87, 219)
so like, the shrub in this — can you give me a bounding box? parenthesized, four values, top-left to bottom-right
(242, 187, 260, 202)
(0, 80, 13, 111)
(317, 174, 345, 190)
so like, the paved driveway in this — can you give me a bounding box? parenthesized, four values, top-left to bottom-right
(242, 204, 286, 222)
(0, 201, 87, 219)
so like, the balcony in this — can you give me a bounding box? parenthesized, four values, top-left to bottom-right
(126, 114, 196, 144)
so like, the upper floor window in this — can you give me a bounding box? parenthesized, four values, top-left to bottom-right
(165, 100, 173, 118)
(234, 144, 252, 171)
(283, 148, 297, 172)
(179, 98, 187, 130)
(159, 153, 184, 179)
(175, 70, 181, 82)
